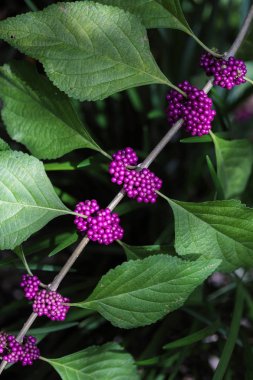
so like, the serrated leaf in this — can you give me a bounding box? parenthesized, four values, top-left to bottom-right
(43, 342, 139, 380)
(211, 133, 253, 199)
(89, 0, 191, 32)
(0, 137, 10, 151)
(0, 150, 73, 249)
(72, 255, 220, 328)
(118, 240, 174, 260)
(0, 62, 104, 159)
(160, 193, 253, 271)
(0, 2, 173, 101)
(89, 0, 214, 53)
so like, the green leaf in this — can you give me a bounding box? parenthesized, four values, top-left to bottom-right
(0, 150, 72, 249)
(89, 0, 216, 54)
(72, 255, 220, 328)
(160, 193, 253, 271)
(118, 240, 174, 260)
(206, 155, 224, 199)
(48, 232, 78, 257)
(0, 62, 104, 159)
(163, 321, 220, 350)
(43, 342, 139, 380)
(0, 137, 10, 151)
(0, 2, 173, 101)
(211, 133, 253, 199)
(91, 0, 191, 31)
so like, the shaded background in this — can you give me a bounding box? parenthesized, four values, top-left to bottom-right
(0, 0, 253, 379)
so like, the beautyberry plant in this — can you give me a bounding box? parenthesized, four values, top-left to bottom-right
(0, 1, 253, 379)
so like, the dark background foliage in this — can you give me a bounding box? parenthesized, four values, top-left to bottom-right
(0, 0, 253, 379)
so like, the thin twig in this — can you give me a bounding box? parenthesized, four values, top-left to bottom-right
(0, 5, 253, 376)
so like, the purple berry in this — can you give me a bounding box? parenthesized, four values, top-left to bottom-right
(200, 53, 247, 89)
(109, 147, 138, 185)
(20, 274, 40, 300)
(166, 81, 216, 136)
(33, 289, 70, 321)
(20, 336, 40, 366)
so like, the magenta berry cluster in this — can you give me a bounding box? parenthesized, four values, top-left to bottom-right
(109, 148, 162, 203)
(0, 334, 23, 364)
(21, 274, 40, 300)
(200, 53, 247, 89)
(166, 81, 216, 136)
(33, 289, 70, 321)
(0, 333, 40, 366)
(74, 200, 124, 244)
(20, 336, 40, 366)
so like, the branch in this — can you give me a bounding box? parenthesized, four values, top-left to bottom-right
(0, 4, 253, 376)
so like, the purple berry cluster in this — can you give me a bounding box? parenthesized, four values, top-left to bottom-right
(166, 81, 216, 136)
(20, 274, 40, 300)
(109, 148, 162, 203)
(0, 333, 40, 366)
(109, 147, 138, 185)
(74, 200, 124, 244)
(33, 289, 70, 321)
(0, 333, 23, 364)
(20, 336, 40, 366)
(200, 53, 247, 89)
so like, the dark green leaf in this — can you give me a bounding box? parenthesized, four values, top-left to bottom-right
(211, 133, 253, 199)
(72, 255, 220, 328)
(118, 240, 174, 260)
(0, 3, 173, 101)
(0, 62, 104, 159)
(43, 342, 139, 380)
(0, 150, 73, 249)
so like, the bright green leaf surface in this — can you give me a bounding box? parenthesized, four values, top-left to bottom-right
(0, 62, 103, 159)
(161, 194, 253, 271)
(0, 2, 172, 101)
(72, 255, 220, 328)
(43, 342, 139, 380)
(0, 150, 71, 249)
(211, 133, 253, 199)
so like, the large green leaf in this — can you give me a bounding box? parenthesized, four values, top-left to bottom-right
(0, 150, 73, 249)
(72, 255, 220, 328)
(0, 62, 104, 159)
(0, 2, 173, 101)
(88, 0, 215, 53)
(43, 342, 139, 380)
(211, 133, 253, 199)
(160, 194, 253, 271)
(87, 0, 191, 32)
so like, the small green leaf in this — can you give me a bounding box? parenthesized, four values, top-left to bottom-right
(118, 240, 174, 260)
(0, 62, 104, 159)
(0, 150, 73, 249)
(0, 2, 173, 101)
(72, 255, 220, 328)
(163, 321, 220, 350)
(48, 232, 78, 257)
(42, 342, 139, 380)
(160, 193, 253, 271)
(0, 137, 10, 151)
(211, 133, 253, 199)
(206, 155, 224, 199)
